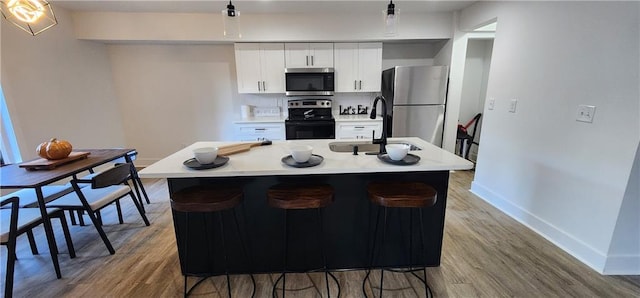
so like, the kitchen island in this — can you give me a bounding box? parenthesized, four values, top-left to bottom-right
(139, 138, 473, 275)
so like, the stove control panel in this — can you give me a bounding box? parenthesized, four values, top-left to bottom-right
(288, 99, 332, 109)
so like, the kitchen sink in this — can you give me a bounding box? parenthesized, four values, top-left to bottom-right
(328, 141, 421, 153)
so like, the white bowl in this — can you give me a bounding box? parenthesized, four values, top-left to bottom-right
(193, 147, 218, 164)
(386, 144, 410, 161)
(290, 145, 313, 163)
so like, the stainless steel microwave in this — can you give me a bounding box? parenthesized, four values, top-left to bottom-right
(285, 68, 335, 96)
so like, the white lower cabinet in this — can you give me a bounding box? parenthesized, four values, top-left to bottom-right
(235, 123, 285, 141)
(336, 121, 383, 140)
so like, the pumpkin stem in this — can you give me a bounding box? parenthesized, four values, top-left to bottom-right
(50, 138, 57, 142)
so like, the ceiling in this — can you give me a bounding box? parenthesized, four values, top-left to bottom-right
(52, 0, 477, 14)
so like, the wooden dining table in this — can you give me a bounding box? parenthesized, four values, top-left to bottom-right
(0, 148, 138, 278)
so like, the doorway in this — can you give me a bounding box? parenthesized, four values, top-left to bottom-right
(456, 38, 494, 162)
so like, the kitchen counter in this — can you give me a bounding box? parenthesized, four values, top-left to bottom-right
(334, 114, 382, 122)
(139, 137, 472, 178)
(232, 116, 286, 124)
(140, 138, 472, 275)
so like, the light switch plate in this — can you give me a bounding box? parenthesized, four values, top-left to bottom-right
(488, 98, 495, 110)
(509, 99, 518, 113)
(576, 105, 596, 123)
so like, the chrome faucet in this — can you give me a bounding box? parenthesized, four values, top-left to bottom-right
(370, 96, 388, 154)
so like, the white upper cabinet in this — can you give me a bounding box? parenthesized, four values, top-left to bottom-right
(235, 43, 285, 93)
(285, 43, 334, 68)
(334, 43, 382, 92)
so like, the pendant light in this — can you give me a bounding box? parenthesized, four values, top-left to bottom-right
(0, 0, 57, 36)
(221, 0, 241, 39)
(383, 0, 399, 36)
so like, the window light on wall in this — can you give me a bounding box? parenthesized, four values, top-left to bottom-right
(0, 0, 57, 36)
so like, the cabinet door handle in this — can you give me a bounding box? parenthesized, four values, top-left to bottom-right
(258, 81, 261, 91)
(354, 126, 365, 129)
(354, 80, 357, 90)
(262, 81, 266, 91)
(255, 128, 266, 131)
(359, 80, 362, 90)
(311, 55, 314, 66)
(306, 55, 309, 66)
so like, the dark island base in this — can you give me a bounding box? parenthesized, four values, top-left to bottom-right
(168, 170, 450, 276)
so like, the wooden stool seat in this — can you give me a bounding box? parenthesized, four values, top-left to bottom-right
(267, 184, 334, 210)
(171, 186, 242, 213)
(367, 182, 437, 208)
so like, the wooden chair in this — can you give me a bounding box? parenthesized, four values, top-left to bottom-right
(0, 185, 74, 208)
(1, 197, 76, 298)
(46, 163, 150, 255)
(71, 150, 150, 226)
(363, 181, 437, 298)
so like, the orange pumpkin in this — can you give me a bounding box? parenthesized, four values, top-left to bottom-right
(36, 138, 73, 160)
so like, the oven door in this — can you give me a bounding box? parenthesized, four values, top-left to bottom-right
(285, 120, 335, 140)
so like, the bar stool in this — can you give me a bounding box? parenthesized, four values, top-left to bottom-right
(267, 183, 340, 298)
(171, 185, 255, 298)
(362, 181, 437, 298)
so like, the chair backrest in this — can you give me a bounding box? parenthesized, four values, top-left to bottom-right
(0, 196, 19, 243)
(469, 113, 482, 139)
(92, 163, 132, 188)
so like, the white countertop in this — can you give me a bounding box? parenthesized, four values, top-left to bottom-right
(139, 137, 474, 179)
(334, 114, 382, 122)
(232, 114, 382, 124)
(232, 116, 286, 124)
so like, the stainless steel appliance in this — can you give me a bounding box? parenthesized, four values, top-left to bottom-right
(285, 68, 335, 96)
(381, 65, 449, 147)
(285, 99, 335, 140)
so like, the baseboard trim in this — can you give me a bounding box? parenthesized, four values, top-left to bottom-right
(469, 180, 611, 274)
(603, 254, 640, 275)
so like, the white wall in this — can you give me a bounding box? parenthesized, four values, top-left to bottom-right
(462, 1, 640, 274)
(107, 44, 238, 165)
(71, 11, 454, 42)
(604, 143, 640, 274)
(382, 40, 448, 69)
(1, 7, 125, 161)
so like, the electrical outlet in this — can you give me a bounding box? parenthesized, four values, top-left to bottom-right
(487, 98, 495, 110)
(576, 105, 596, 123)
(509, 99, 518, 113)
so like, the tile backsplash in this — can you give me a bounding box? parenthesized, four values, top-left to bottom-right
(237, 93, 379, 118)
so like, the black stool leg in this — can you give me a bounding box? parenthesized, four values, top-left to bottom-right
(273, 210, 289, 298)
(378, 207, 389, 298)
(317, 208, 331, 297)
(418, 209, 432, 298)
(233, 207, 256, 298)
(363, 205, 382, 297)
(183, 212, 189, 298)
(218, 211, 232, 298)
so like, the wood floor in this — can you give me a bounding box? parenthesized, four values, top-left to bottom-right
(2, 170, 639, 297)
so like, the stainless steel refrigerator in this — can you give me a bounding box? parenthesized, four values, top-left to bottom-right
(381, 65, 449, 147)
